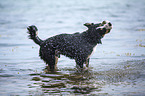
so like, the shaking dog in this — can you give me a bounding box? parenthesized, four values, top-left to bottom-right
(27, 21, 112, 72)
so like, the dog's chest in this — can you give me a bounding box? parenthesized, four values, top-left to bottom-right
(87, 45, 97, 59)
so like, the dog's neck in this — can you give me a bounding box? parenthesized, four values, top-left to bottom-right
(82, 28, 103, 45)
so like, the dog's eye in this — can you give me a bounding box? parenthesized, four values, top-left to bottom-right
(108, 22, 112, 26)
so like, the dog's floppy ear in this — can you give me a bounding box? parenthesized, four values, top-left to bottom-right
(84, 23, 94, 28)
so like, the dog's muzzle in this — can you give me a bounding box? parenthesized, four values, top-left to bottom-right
(96, 21, 112, 34)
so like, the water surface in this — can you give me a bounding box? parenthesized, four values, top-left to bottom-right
(0, 0, 145, 95)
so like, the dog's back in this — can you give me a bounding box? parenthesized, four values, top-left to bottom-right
(27, 21, 112, 72)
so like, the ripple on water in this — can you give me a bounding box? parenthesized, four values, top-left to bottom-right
(27, 60, 145, 95)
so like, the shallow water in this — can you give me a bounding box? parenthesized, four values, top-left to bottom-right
(0, 0, 145, 95)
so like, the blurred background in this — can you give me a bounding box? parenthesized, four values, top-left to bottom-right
(0, 0, 145, 95)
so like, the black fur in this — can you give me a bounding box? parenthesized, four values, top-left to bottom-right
(27, 21, 112, 72)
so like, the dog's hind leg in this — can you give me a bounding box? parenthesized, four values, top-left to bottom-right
(43, 55, 56, 72)
(39, 47, 57, 72)
(49, 55, 57, 72)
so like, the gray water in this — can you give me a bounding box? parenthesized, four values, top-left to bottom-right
(0, 0, 145, 95)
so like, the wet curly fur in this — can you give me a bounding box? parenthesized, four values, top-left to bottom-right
(27, 21, 112, 72)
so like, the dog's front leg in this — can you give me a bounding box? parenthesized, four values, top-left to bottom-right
(75, 58, 84, 69)
(85, 58, 90, 67)
(55, 56, 58, 70)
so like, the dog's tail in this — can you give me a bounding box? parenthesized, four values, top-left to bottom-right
(27, 25, 43, 45)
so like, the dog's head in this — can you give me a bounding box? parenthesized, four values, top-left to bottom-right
(96, 21, 112, 37)
(84, 21, 112, 37)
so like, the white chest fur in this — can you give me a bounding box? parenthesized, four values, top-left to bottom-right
(87, 45, 97, 59)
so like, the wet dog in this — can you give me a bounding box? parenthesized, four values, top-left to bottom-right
(27, 21, 112, 72)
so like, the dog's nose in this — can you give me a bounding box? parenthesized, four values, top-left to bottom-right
(108, 22, 112, 26)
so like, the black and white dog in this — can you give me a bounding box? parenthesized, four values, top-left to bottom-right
(27, 21, 112, 72)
